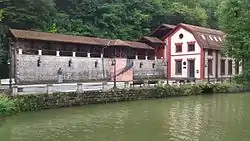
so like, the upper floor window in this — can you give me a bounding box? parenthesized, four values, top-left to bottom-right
(188, 43, 195, 52)
(175, 43, 182, 53)
(208, 49, 213, 56)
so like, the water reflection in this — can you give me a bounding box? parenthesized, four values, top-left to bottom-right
(1, 93, 250, 141)
(166, 94, 246, 141)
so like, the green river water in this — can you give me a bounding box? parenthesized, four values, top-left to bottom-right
(1, 93, 250, 141)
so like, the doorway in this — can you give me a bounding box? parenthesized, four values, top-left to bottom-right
(188, 60, 195, 78)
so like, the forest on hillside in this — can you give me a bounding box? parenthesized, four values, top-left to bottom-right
(1, 0, 250, 83)
(0, 0, 221, 40)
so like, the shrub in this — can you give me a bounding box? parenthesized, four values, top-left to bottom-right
(0, 94, 18, 117)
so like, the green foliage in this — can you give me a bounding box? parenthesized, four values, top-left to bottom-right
(0, 9, 3, 22)
(0, 94, 18, 117)
(218, 0, 250, 83)
(0, 82, 248, 117)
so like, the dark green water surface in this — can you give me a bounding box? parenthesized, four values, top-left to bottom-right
(1, 93, 250, 141)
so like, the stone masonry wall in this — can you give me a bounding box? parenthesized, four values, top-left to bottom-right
(16, 54, 165, 84)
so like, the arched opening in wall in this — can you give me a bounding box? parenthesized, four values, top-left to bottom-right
(60, 43, 76, 57)
(137, 49, 146, 60)
(90, 46, 102, 58)
(21, 40, 38, 55)
(103, 47, 113, 58)
(127, 48, 136, 59)
(42, 42, 57, 56)
(148, 51, 155, 60)
(76, 45, 88, 57)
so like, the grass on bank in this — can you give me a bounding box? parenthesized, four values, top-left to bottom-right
(0, 82, 247, 117)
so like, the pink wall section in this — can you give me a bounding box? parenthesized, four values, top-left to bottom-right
(109, 59, 133, 81)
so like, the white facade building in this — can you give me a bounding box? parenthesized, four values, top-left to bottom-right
(162, 23, 241, 80)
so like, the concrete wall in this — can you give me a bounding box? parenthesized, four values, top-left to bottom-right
(15, 54, 165, 84)
(167, 27, 201, 79)
(133, 59, 165, 79)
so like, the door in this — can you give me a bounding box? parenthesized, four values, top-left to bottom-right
(188, 60, 195, 78)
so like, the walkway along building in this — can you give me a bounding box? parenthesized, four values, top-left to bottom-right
(8, 29, 166, 84)
(152, 23, 242, 81)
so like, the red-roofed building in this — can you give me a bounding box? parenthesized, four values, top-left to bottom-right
(156, 23, 242, 81)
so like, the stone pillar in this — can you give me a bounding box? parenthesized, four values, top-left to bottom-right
(56, 51, 60, 56)
(72, 52, 76, 57)
(135, 55, 138, 60)
(38, 50, 42, 56)
(145, 56, 148, 60)
(143, 80, 149, 87)
(12, 85, 18, 95)
(102, 81, 108, 91)
(87, 52, 91, 58)
(18, 49, 22, 55)
(101, 53, 103, 58)
(77, 83, 83, 93)
(124, 81, 129, 88)
(47, 84, 53, 94)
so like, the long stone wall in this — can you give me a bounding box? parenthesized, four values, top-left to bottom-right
(15, 54, 165, 84)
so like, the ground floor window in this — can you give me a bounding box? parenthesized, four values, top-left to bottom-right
(208, 59, 213, 75)
(175, 60, 182, 75)
(220, 59, 225, 75)
(235, 61, 239, 74)
(228, 60, 232, 75)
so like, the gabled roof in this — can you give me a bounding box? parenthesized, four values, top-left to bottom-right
(165, 23, 225, 50)
(140, 36, 164, 44)
(9, 29, 153, 50)
(149, 24, 176, 39)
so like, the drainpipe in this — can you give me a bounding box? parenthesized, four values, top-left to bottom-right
(215, 50, 218, 80)
(102, 40, 111, 79)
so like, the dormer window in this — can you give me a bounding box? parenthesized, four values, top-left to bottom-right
(187, 41, 195, 52)
(175, 43, 182, 53)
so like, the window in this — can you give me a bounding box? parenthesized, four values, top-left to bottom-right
(175, 60, 182, 75)
(188, 44, 195, 51)
(221, 60, 225, 75)
(228, 60, 232, 75)
(208, 49, 213, 56)
(208, 59, 213, 75)
(235, 61, 239, 74)
(179, 34, 184, 39)
(201, 34, 206, 40)
(175, 44, 182, 52)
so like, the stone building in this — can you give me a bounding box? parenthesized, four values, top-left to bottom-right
(8, 29, 166, 84)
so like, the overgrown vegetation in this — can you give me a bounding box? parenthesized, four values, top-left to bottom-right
(0, 82, 247, 117)
(217, 0, 250, 84)
(0, 94, 17, 117)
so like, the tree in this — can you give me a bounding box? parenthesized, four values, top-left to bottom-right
(1, 0, 56, 30)
(218, 0, 250, 83)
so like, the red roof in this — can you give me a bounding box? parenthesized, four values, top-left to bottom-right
(10, 29, 153, 50)
(165, 23, 225, 50)
(141, 36, 164, 44)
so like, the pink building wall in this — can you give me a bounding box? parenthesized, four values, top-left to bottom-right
(109, 58, 133, 82)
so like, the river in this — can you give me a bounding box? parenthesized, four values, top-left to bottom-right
(1, 93, 250, 141)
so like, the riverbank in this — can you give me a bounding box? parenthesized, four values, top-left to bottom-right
(0, 82, 249, 117)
